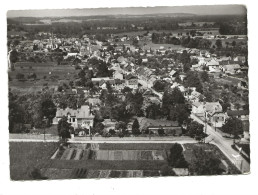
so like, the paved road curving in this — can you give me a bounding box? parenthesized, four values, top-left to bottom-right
(191, 113, 250, 174)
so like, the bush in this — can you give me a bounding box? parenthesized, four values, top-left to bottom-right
(16, 73, 25, 80)
(160, 165, 176, 176)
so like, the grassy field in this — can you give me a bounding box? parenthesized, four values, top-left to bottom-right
(9, 63, 79, 92)
(9, 142, 59, 180)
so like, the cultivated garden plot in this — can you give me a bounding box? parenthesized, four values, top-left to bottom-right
(10, 142, 240, 180)
(40, 169, 159, 179)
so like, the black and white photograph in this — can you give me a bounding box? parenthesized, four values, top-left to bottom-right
(1, 1, 257, 195)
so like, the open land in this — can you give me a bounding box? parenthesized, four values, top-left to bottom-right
(9, 142, 240, 180)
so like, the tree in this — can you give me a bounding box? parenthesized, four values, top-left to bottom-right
(185, 71, 203, 93)
(92, 122, 104, 134)
(57, 116, 71, 141)
(180, 50, 190, 65)
(132, 119, 140, 135)
(30, 168, 47, 180)
(158, 128, 165, 136)
(200, 71, 209, 82)
(168, 143, 188, 168)
(16, 73, 25, 81)
(160, 165, 176, 176)
(187, 121, 206, 141)
(9, 49, 19, 64)
(169, 104, 190, 125)
(115, 121, 127, 133)
(215, 39, 222, 49)
(232, 40, 236, 47)
(146, 103, 162, 119)
(153, 80, 167, 92)
(41, 98, 57, 125)
(162, 87, 185, 116)
(189, 147, 224, 175)
(222, 117, 243, 138)
(9, 98, 25, 133)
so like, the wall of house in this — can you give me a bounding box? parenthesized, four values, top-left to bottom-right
(192, 106, 205, 117)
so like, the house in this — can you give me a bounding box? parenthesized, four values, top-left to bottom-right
(113, 70, 124, 80)
(204, 102, 225, 128)
(87, 98, 101, 106)
(142, 58, 148, 63)
(222, 64, 241, 74)
(189, 90, 205, 102)
(102, 119, 116, 132)
(114, 79, 126, 91)
(147, 125, 182, 135)
(169, 70, 177, 78)
(192, 102, 205, 117)
(99, 79, 115, 89)
(206, 58, 220, 72)
(125, 74, 138, 89)
(179, 73, 187, 81)
(226, 110, 249, 121)
(53, 105, 95, 130)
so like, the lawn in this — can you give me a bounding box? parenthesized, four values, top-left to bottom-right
(9, 142, 59, 180)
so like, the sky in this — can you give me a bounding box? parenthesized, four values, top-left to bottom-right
(7, 5, 246, 18)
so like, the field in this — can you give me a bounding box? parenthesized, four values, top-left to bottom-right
(9, 62, 79, 92)
(9, 142, 240, 180)
(9, 142, 59, 180)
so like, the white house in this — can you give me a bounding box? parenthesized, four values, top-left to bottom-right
(53, 105, 95, 130)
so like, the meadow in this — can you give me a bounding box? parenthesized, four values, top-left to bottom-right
(8, 62, 79, 92)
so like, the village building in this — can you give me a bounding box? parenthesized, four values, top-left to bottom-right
(53, 105, 95, 130)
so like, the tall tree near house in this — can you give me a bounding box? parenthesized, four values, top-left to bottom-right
(168, 143, 188, 168)
(232, 40, 236, 47)
(132, 119, 140, 135)
(180, 50, 190, 65)
(200, 71, 209, 83)
(115, 121, 127, 133)
(169, 104, 190, 125)
(57, 116, 71, 141)
(215, 39, 222, 49)
(41, 98, 57, 126)
(170, 87, 185, 105)
(92, 122, 104, 135)
(185, 71, 203, 93)
(187, 121, 206, 142)
(222, 117, 243, 140)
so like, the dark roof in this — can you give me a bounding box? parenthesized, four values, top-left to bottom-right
(227, 110, 249, 116)
(114, 79, 125, 84)
(125, 74, 137, 80)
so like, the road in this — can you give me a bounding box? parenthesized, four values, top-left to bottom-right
(191, 114, 250, 174)
(9, 134, 197, 144)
